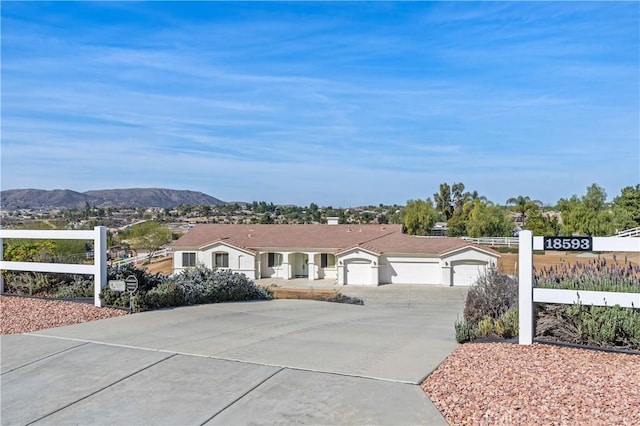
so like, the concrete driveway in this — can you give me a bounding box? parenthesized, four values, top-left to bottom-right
(1, 285, 467, 425)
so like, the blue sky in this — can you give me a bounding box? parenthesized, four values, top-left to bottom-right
(2, 2, 638, 207)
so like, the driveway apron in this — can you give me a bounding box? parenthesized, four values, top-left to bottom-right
(1, 285, 467, 425)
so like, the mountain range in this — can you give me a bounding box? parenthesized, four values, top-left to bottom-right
(0, 188, 225, 210)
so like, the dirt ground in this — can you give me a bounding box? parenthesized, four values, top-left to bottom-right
(138, 257, 174, 275)
(497, 251, 640, 275)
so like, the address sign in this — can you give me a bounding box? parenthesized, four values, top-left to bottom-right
(543, 236, 593, 252)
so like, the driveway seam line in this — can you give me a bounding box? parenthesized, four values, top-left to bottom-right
(199, 367, 285, 425)
(1, 340, 90, 375)
(18, 336, 422, 385)
(24, 353, 178, 426)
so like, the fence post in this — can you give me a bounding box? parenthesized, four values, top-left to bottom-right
(518, 230, 534, 344)
(94, 226, 107, 307)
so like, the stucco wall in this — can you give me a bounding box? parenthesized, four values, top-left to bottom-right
(173, 244, 256, 279)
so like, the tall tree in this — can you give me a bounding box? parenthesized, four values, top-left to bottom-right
(466, 201, 514, 237)
(557, 184, 613, 236)
(434, 183, 452, 220)
(402, 198, 439, 235)
(611, 184, 640, 231)
(524, 207, 557, 236)
(451, 182, 466, 213)
(506, 195, 542, 226)
(126, 221, 173, 263)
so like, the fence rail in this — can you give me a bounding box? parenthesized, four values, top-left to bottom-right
(0, 227, 107, 307)
(518, 231, 640, 345)
(110, 248, 172, 267)
(615, 227, 640, 238)
(461, 236, 519, 247)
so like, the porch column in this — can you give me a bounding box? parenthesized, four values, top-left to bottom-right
(337, 260, 345, 285)
(307, 252, 317, 280)
(282, 252, 292, 280)
(256, 258, 262, 280)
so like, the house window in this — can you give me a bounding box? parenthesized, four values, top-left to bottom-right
(213, 252, 229, 268)
(268, 252, 282, 267)
(321, 253, 335, 268)
(182, 252, 196, 267)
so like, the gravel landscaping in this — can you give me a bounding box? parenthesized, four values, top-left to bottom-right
(0, 295, 127, 335)
(2, 295, 638, 425)
(422, 342, 640, 425)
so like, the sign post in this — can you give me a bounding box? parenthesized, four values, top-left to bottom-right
(125, 275, 139, 312)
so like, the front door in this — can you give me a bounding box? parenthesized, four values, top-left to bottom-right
(294, 253, 309, 278)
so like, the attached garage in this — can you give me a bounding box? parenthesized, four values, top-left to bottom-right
(381, 256, 440, 284)
(345, 260, 372, 285)
(451, 261, 486, 286)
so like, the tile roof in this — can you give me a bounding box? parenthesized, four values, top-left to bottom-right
(172, 224, 499, 257)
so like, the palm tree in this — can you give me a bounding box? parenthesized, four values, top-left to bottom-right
(506, 195, 542, 226)
(466, 190, 489, 204)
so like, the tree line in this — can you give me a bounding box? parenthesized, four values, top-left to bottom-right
(403, 182, 640, 237)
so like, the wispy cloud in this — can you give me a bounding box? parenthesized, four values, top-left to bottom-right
(2, 2, 638, 206)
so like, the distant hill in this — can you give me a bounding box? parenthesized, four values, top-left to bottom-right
(0, 188, 225, 210)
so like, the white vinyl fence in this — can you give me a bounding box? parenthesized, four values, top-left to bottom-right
(110, 248, 172, 267)
(461, 236, 519, 247)
(0, 226, 107, 307)
(518, 230, 640, 345)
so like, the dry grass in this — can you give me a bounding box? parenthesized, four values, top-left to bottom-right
(498, 251, 640, 275)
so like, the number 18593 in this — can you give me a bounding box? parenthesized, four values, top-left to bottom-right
(543, 236, 592, 251)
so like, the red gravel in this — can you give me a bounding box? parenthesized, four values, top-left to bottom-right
(422, 342, 640, 425)
(0, 295, 128, 335)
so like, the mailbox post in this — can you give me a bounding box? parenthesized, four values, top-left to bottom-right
(125, 275, 139, 312)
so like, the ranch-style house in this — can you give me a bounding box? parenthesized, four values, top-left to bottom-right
(172, 223, 499, 286)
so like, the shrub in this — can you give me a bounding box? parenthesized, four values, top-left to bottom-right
(566, 304, 640, 348)
(496, 307, 519, 339)
(322, 293, 364, 305)
(54, 276, 94, 298)
(455, 319, 476, 343)
(495, 247, 518, 254)
(142, 282, 184, 310)
(534, 255, 640, 293)
(100, 264, 165, 309)
(463, 266, 518, 326)
(101, 266, 274, 312)
(476, 316, 496, 338)
(169, 267, 273, 306)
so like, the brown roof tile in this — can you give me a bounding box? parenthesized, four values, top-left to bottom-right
(173, 224, 499, 257)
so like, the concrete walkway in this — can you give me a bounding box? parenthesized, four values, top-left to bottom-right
(1, 285, 468, 425)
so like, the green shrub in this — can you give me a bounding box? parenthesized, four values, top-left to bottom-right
(142, 282, 184, 310)
(463, 266, 518, 326)
(455, 319, 477, 343)
(54, 276, 94, 298)
(566, 304, 640, 348)
(496, 307, 519, 339)
(476, 316, 497, 338)
(495, 247, 518, 254)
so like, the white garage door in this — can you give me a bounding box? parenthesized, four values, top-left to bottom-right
(345, 260, 371, 285)
(452, 263, 484, 286)
(387, 262, 439, 284)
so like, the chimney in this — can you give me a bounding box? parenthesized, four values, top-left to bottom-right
(327, 217, 339, 225)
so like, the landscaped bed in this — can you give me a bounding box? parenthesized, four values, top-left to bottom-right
(422, 341, 639, 425)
